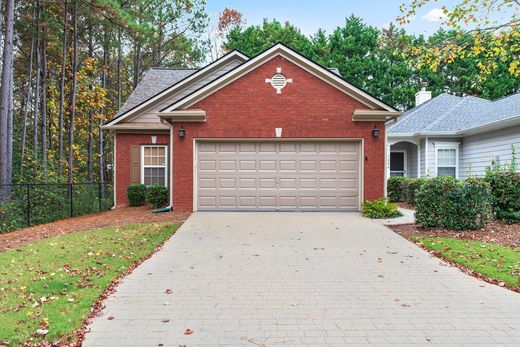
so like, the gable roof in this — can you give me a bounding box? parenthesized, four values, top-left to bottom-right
(388, 92, 520, 136)
(104, 50, 249, 128)
(161, 43, 396, 112)
(116, 68, 197, 117)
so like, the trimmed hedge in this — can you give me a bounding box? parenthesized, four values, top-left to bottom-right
(146, 184, 168, 208)
(387, 176, 407, 202)
(127, 184, 147, 206)
(415, 177, 492, 230)
(387, 177, 427, 205)
(485, 172, 520, 223)
(362, 198, 401, 219)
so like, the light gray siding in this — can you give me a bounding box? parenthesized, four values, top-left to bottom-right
(459, 125, 520, 180)
(420, 138, 426, 177)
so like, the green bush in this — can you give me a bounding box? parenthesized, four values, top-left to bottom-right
(415, 177, 492, 230)
(362, 198, 401, 219)
(127, 184, 147, 206)
(146, 184, 168, 208)
(387, 176, 407, 202)
(404, 178, 427, 205)
(485, 172, 520, 223)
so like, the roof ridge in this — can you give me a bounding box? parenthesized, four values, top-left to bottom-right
(150, 67, 199, 70)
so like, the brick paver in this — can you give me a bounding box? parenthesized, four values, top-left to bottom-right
(83, 212, 520, 346)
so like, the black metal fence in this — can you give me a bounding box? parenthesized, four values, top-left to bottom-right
(0, 182, 114, 233)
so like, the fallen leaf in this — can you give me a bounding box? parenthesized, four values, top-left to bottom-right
(165, 289, 173, 294)
(36, 329, 48, 336)
(162, 319, 170, 323)
(184, 328, 193, 335)
(107, 316, 114, 320)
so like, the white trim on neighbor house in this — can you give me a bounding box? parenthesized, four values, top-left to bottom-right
(163, 44, 396, 114)
(102, 51, 249, 128)
(388, 114, 520, 139)
(140, 145, 169, 186)
(390, 150, 407, 177)
(434, 142, 460, 179)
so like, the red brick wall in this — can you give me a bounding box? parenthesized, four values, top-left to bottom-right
(172, 56, 386, 211)
(115, 133, 169, 206)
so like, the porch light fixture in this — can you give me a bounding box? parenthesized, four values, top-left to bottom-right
(178, 126, 186, 139)
(372, 126, 380, 138)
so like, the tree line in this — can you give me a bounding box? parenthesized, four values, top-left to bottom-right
(0, 2, 518, 189)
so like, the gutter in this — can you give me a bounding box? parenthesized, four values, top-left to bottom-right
(388, 115, 520, 138)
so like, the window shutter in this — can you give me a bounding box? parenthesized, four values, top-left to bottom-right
(130, 145, 141, 184)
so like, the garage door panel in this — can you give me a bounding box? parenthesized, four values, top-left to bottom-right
(197, 141, 360, 211)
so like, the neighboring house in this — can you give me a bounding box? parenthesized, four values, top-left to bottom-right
(387, 88, 520, 180)
(103, 43, 400, 211)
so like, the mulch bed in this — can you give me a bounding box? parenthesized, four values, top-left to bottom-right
(0, 206, 191, 252)
(390, 221, 520, 248)
(397, 202, 416, 210)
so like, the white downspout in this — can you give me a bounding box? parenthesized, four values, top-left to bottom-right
(111, 131, 117, 209)
(425, 136, 429, 177)
(160, 119, 174, 210)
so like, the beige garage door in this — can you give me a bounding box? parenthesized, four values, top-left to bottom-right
(196, 141, 361, 211)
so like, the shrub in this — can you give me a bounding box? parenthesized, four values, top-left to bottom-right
(415, 177, 492, 230)
(362, 198, 401, 219)
(127, 184, 147, 206)
(485, 172, 520, 223)
(404, 178, 427, 205)
(387, 176, 407, 202)
(146, 184, 168, 208)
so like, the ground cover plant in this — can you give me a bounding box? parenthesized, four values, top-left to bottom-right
(0, 222, 180, 345)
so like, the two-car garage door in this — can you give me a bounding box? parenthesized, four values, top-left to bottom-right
(196, 141, 361, 211)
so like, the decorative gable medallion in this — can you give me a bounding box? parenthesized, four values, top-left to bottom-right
(265, 67, 293, 94)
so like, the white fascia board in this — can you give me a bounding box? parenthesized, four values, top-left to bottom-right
(104, 51, 248, 127)
(163, 44, 396, 112)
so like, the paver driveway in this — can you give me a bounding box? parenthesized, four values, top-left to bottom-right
(83, 212, 520, 346)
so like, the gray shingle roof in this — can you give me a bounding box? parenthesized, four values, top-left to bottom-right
(388, 92, 520, 134)
(116, 68, 198, 116)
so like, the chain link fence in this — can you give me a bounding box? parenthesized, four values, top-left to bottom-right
(0, 183, 114, 233)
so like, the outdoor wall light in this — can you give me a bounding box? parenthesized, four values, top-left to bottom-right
(372, 126, 380, 138)
(178, 126, 186, 139)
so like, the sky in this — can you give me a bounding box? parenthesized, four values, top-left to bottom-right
(205, 0, 457, 37)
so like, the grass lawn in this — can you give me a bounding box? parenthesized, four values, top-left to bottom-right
(0, 222, 180, 345)
(418, 237, 520, 289)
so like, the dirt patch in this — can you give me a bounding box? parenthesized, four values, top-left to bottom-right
(390, 221, 520, 248)
(397, 202, 415, 210)
(0, 206, 191, 252)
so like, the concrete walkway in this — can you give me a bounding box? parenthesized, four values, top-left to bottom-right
(83, 212, 520, 346)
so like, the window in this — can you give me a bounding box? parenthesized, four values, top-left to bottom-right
(436, 145, 458, 178)
(141, 145, 167, 186)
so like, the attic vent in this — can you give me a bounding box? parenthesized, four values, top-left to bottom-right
(265, 67, 293, 94)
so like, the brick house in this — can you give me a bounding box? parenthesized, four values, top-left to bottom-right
(103, 44, 400, 212)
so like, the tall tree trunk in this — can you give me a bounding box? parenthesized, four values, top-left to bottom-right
(87, 26, 94, 181)
(58, 0, 68, 176)
(133, 42, 141, 89)
(117, 28, 122, 109)
(0, 0, 15, 194)
(33, 2, 41, 165)
(21, 6, 36, 176)
(99, 25, 109, 195)
(41, 0, 48, 175)
(68, 1, 78, 184)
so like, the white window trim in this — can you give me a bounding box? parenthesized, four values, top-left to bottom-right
(390, 150, 407, 177)
(434, 142, 460, 179)
(141, 145, 168, 186)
